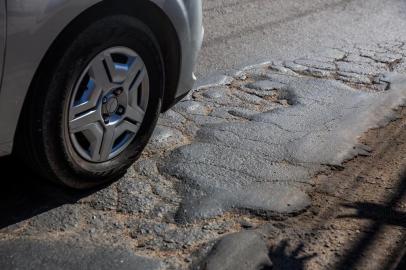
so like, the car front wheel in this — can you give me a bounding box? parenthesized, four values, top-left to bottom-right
(17, 15, 164, 189)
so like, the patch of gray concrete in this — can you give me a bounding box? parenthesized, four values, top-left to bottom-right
(150, 126, 186, 150)
(197, 231, 272, 270)
(160, 42, 406, 223)
(193, 73, 233, 91)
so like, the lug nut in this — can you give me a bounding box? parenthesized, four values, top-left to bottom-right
(117, 106, 125, 115)
(114, 89, 123, 96)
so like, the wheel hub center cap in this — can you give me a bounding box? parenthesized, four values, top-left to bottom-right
(104, 97, 119, 115)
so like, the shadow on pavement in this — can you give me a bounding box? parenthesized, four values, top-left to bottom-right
(265, 240, 316, 270)
(394, 250, 406, 270)
(334, 170, 406, 270)
(338, 202, 406, 228)
(0, 156, 102, 229)
(266, 169, 406, 270)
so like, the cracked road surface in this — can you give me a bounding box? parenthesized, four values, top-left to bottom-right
(197, 0, 406, 77)
(1, 41, 405, 270)
(1, 1, 406, 269)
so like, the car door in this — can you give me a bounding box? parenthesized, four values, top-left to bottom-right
(0, 0, 5, 85)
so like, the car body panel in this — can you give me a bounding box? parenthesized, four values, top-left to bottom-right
(0, 0, 203, 156)
(155, 0, 203, 99)
(0, 0, 8, 155)
(0, 0, 5, 83)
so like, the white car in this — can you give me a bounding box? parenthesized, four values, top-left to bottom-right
(0, 0, 203, 188)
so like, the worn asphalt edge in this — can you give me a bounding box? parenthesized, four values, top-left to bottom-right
(189, 68, 406, 270)
(192, 60, 272, 91)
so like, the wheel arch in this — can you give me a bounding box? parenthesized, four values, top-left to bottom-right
(3, 0, 181, 154)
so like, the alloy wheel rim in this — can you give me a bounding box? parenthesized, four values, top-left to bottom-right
(68, 47, 149, 163)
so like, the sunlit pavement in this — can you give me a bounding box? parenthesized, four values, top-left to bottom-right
(1, 1, 406, 269)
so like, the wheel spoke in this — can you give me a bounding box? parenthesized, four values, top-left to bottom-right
(139, 74, 149, 110)
(69, 110, 100, 133)
(89, 56, 112, 90)
(71, 103, 92, 118)
(81, 123, 104, 161)
(103, 52, 127, 83)
(126, 105, 145, 123)
(71, 88, 101, 117)
(99, 126, 116, 161)
(128, 69, 148, 107)
(115, 120, 140, 135)
(124, 58, 145, 90)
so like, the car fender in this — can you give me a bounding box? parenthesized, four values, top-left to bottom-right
(0, 0, 104, 155)
(0, 0, 195, 156)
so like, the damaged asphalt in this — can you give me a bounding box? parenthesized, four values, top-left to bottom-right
(1, 41, 405, 269)
(2, 0, 406, 267)
(162, 44, 406, 224)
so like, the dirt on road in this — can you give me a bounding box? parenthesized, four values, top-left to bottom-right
(1, 42, 405, 270)
(263, 107, 406, 270)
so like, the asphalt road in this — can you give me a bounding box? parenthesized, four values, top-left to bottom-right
(196, 0, 406, 77)
(1, 1, 406, 269)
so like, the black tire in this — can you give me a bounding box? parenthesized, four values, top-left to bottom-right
(16, 15, 164, 189)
